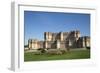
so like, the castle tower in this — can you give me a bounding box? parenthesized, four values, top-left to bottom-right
(56, 40, 60, 49)
(28, 39, 39, 49)
(75, 30, 80, 41)
(28, 39, 32, 50)
(82, 37, 85, 47)
(44, 41, 48, 48)
(60, 32, 63, 41)
(44, 32, 52, 41)
(44, 32, 48, 41)
(84, 36, 90, 47)
(32, 39, 38, 49)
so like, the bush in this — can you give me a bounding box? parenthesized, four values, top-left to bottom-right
(41, 49, 46, 53)
(86, 47, 90, 49)
(37, 48, 46, 53)
(47, 48, 50, 50)
(46, 49, 62, 55)
(37, 48, 43, 50)
(56, 51, 62, 55)
(34, 51, 42, 55)
(60, 49, 67, 54)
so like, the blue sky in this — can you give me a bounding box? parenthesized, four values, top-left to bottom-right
(24, 11, 90, 45)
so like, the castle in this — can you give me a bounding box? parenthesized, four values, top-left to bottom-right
(26, 30, 90, 50)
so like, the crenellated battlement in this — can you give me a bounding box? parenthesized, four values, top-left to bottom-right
(27, 30, 90, 50)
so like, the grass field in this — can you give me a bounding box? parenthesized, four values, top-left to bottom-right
(24, 49, 90, 62)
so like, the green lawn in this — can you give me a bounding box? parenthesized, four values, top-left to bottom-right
(24, 49, 90, 62)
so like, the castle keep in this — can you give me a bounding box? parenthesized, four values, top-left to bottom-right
(27, 30, 90, 50)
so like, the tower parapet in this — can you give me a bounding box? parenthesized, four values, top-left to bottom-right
(26, 30, 90, 50)
(44, 32, 52, 41)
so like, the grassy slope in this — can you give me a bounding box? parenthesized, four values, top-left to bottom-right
(24, 49, 90, 61)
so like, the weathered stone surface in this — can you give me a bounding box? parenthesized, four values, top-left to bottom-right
(27, 30, 90, 50)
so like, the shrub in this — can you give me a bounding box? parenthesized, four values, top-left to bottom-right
(41, 49, 46, 53)
(56, 51, 62, 55)
(47, 48, 50, 50)
(34, 50, 42, 55)
(46, 49, 62, 55)
(37, 48, 46, 53)
(67, 48, 70, 51)
(86, 47, 90, 49)
(37, 48, 43, 50)
(60, 49, 67, 54)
